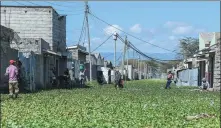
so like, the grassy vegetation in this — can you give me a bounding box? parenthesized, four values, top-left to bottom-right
(1, 79, 220, 128)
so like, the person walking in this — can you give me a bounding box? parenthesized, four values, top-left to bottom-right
(79, 69, 86, 88)
(5, 60, 19, 99)
(165, 71, 173, 89)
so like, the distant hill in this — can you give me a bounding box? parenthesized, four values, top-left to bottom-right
(100, 52, 177, 64)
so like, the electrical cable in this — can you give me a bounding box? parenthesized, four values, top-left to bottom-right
(91, 34, 113, 53)
(89, 12, 180, 54)
(78, 14, 86, 45)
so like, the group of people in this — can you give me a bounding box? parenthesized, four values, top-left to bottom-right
(165, 71, 210, 90)
(5, 59, 210, 99)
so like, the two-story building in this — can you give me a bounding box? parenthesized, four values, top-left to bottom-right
(1, 6, 67, 91)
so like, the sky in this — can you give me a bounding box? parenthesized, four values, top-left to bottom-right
(2, 1, 220, 55)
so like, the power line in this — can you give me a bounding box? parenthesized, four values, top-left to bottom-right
(117, 34, 164, 62)
(82, 25, 87, 46)
(11, 1, 84, 16)
(92, 34, 113, 53)
(25, 1, 84, 13)
(44, 1, 84, 9)
(89, 12, 180, 54)
(78, 14, 86, 45)
(14, 1, 26, 6)
(117, 52, 123, 62)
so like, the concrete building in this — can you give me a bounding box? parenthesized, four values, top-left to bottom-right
(67, 45, 89, 81)
(1, 6, 68, 91)
(86, 54, 97, 65)
(94, 53, 104, 66)
(67, 45, 88, 64)
(194, 32, 220, 90)
(0, 25, 18, 89)
(0, 5, 66, 53)
(104, 61, 113, 69)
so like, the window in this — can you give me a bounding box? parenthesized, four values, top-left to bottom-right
(35, 40, 39, 45)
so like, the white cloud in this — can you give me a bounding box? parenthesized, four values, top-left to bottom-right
(194, 28, 206, 33)
(164, 21, 187, 28)
(103, 25, 123, 36)
(168, 35, 176, 40)
(172, 26, 194, 35)
(149, 28, 157, 34)
(130, 24, 142, 33)
(164, 21, 205, 35)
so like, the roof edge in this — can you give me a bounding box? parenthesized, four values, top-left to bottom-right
(0, 5, 53, 8)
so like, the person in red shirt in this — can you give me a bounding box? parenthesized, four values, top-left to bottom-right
(165, 71, 173, 89)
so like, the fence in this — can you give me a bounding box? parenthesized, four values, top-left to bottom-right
(67, 59, 81, 80)
(18, 52, 36, 91)
(176, 68, 198, 86)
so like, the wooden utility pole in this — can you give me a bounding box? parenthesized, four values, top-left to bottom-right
(85, 1, 92, 82)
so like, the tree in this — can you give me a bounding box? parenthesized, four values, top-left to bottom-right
(119, 59, 158, 70)
(159, 60, 181, 73)
(177, 37, 199, 59)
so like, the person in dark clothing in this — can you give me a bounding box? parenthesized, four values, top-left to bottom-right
(16, 59, 24, 92)
(165, 71, 173, 89)
(63, 68, 70, 88)
(115, 71, 124, 89)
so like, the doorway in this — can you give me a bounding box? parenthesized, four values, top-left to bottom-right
(210, 54, 215, 88)
(56, 59, 59, 77)
(199, 61, 206, 85)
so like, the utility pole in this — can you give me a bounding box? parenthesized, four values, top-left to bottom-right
(122, 36, 127, 81)
(133, 50, 135, 67)
(126, 45, 129, 80)
(137, 55, 140, 80)
(113, 32, 117, 68)
(139, 55, 141, 79)
(85, 1, 92, 82)
(132, 50, 135, 80)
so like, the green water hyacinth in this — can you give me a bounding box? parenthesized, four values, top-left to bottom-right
(1, 79, 220, 128)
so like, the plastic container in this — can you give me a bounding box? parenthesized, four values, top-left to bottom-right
(80, 64, 84, 70)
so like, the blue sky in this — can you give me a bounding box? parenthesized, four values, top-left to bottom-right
(2, 1, 220, 55)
